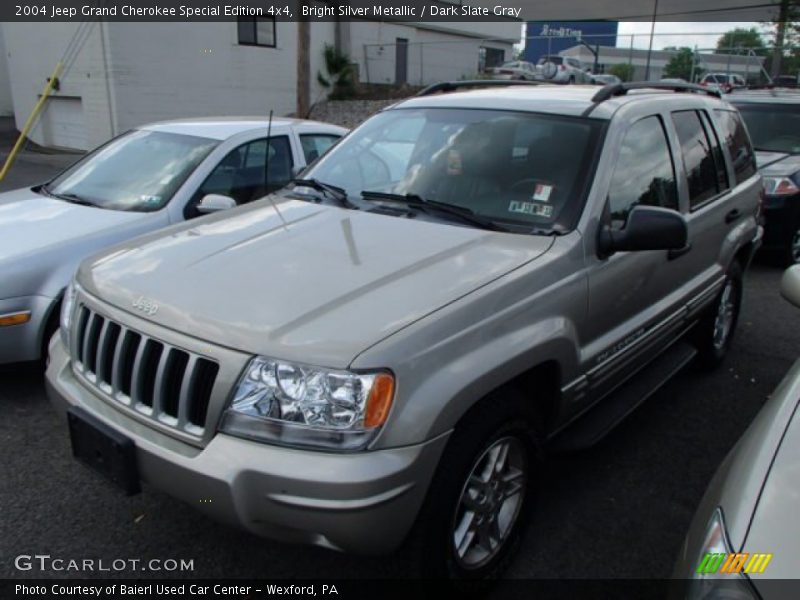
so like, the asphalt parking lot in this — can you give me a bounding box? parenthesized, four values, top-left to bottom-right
(1, 136, 798, 581)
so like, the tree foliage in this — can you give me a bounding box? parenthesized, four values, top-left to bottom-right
(663, 47, 704, 81)
(715, 28, 767, 54)
(317, 44, 356, 100)
(608, 63, 634, 82)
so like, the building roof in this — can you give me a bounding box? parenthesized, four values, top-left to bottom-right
(139, 116, 340, 140)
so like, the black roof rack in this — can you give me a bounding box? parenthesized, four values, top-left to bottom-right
(590, 81, 721, 103)
(416, 79, 541, 97)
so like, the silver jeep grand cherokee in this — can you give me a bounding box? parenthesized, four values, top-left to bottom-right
(47, 81, 763, 579)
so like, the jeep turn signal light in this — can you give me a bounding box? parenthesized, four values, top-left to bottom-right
(364, 372, 395, 428)
(0, 311, 31, 327)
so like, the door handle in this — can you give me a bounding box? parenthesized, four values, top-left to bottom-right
(725, 209, 741, 224)
(668, 243, 692, 260)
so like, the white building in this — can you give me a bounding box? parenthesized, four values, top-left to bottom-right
(0, 19, 517, 150)
(0, 27, 13, 116)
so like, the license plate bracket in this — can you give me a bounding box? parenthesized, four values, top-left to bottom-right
(67, 406, 140, 495)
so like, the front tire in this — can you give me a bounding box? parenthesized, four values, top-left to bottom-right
(692, 261, 743, 370)
(408, 390, 539, 581)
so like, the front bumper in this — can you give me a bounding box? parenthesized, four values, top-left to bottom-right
(0, 295, 54, 364)
(46, 336, 448, 554)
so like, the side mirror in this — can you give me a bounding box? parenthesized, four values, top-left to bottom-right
(197, 194, 237, 214)
(599, 206, 688, 256)
(781, 265, 800, 308)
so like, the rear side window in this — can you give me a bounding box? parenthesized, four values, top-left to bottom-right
(714, 109, 757, 185)
(672, 110, 722, 207)
(608, 116, 678, 228)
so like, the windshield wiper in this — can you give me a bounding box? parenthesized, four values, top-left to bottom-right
(291, 178, 358, 209)
(47, 189, 99, 208)
(360, 191, 509, 232)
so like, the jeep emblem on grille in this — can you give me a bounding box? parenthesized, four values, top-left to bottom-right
(132, 296, 158, 316)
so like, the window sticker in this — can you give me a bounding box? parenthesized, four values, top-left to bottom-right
(508, 200, 553, 218)
(140, 195, 162, 205)
(532, 183, 553, 202)
(446, 150, 463, 175)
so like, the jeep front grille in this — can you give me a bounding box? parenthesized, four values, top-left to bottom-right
(72, 304, 219, 436)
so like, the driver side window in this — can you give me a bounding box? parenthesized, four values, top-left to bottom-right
(185, 136, 293, 218)
(607, 116, 678, 229)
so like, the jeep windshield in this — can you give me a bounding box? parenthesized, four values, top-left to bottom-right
(301, 108, 603, 233)
(734, 103, 800, 154)
(42, 130, 218, 212)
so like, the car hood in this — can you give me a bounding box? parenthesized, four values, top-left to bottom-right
(0, 189, 146, 263)
(743, 387, 800, 582)
(755, 151, 800, 177)
(79, 198, 554, 368)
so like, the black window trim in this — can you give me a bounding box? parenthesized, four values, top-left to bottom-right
(670, 109, 728, 213)
(237, 16, 276, 48)
(688, 109, 732, 213)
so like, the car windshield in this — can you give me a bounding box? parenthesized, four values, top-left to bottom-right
(734, 103, 800, 153)
(45, 130, 218, 211)
(302, 107, 603, 232)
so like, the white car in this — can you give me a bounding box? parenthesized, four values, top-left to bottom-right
(0, 117, 346, 365)
(488, 60, 538, 81)
(535, 55, 591, 84)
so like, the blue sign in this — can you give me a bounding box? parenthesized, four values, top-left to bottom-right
(523, 21, 618, 64)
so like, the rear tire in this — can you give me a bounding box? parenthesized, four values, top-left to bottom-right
(406, 389, 540, 583)
(692, 261, 743, 370)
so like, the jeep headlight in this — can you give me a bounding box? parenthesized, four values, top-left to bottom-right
(220, 356, 394, 451)
(59, 279, 78, 349)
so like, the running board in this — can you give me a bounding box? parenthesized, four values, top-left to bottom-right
(548, 341, 697, 453)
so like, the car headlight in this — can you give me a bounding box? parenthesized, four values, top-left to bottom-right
(219, 356, 395, 451)
(686, 509, 759, 600)
(763, 175, 800, 197)
(59, 279, 78, 349)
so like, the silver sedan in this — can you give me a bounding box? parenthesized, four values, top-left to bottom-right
(674, 265, 800, 596)
(0, 117, 346, 364)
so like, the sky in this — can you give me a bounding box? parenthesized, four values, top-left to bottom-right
(616, 21, 770, 50)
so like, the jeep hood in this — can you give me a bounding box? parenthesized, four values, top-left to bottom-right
(79, 199, 553, 368)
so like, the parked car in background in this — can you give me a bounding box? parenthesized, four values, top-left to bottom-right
(700, 73, 747, 94)
(535, 55, 591, 83)
(0, 117, 346, 365)
(729, 88, 800, 264)
(772, 75, 798, 88)
(674, 266, 800, 595)
(590, 74, 622, 86)
(488, 60, 537, 81)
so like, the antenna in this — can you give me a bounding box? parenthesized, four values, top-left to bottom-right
(262, 108, 287, 228)
(264, 109, 273, 195)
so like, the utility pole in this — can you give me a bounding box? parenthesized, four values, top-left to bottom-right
(297, 20, 310, 118)
(771, 0, 790, 78)
(644, 0, 659, 80)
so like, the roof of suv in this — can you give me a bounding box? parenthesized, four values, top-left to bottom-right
(395, 84, 731, 120)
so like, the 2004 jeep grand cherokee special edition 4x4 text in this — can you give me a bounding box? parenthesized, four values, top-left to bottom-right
(47, 81, 763, 580)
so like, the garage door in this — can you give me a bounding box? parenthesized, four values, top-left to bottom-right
(39, 96, 89, 150)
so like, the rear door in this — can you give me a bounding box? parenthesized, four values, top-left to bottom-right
(663, 109, 736, 314)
